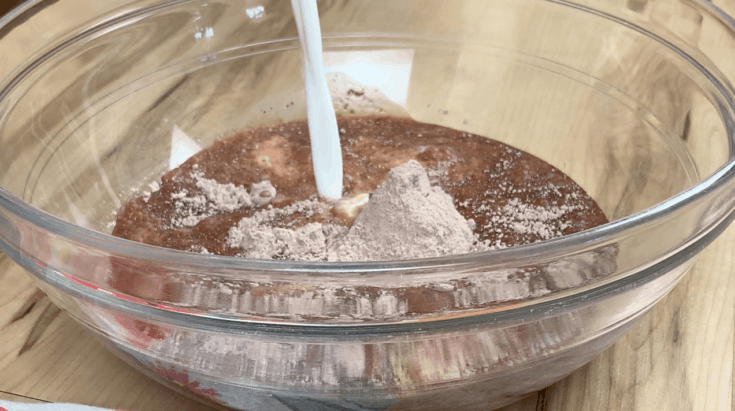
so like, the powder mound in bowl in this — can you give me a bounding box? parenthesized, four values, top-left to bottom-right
(226, 199, 348, 262)
(328, 160, 476, 261)
(226, 161, 476, 262)
(170, 172, 275, 228)
(228, 220, 329, 261)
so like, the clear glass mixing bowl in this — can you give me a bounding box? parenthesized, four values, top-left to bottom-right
(1, 0, 735, 409)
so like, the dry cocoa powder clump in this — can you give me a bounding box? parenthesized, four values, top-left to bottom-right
(327, 160, 478, 261)
(225, 161, 482, 261)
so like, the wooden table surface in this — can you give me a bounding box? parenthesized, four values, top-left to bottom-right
(2, 0, 735, 410)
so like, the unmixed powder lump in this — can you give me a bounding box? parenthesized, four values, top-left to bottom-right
(228, 220, 332, 261)
(170, 172, 271, 228)
(327, 160, 477, 261)
(226, 198, 344, 261)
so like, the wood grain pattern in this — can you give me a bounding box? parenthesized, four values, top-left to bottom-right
(1, 0, 734, 409)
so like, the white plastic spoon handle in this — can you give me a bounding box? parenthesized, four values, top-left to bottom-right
(290, 0, 343, 200)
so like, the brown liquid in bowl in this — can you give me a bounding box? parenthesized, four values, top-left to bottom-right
(112, 115, 608, 257)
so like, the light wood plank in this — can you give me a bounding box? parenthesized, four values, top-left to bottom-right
(0, 391, 47, 404)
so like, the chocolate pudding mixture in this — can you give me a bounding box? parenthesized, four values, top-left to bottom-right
(113, 116, 608, 258)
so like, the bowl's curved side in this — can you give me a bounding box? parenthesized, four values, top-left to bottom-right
(22, 247, 694, 410)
